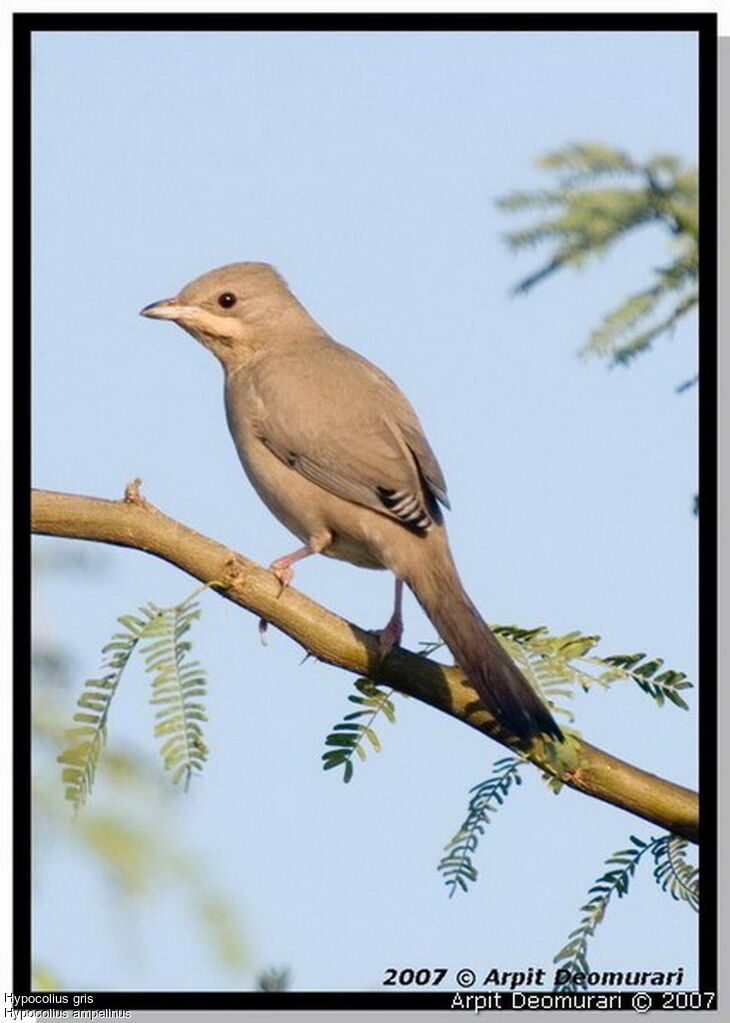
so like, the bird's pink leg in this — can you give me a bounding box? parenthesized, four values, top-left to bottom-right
(378, 577, 404, 657)
(260, 546, 313, 640)
(260, 547, 312, 637)
(269, 545, 313, 590)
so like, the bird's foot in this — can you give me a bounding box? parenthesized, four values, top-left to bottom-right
(375, 612, 403, 660)
(269, 559, 294, 592)
(268, 546, 313, 595)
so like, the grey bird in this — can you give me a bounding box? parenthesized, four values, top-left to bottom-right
(141, 262, 562, 742)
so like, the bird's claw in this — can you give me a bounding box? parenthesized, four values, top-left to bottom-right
(269, 561, 294, 594)
(374, 615, 404, 661)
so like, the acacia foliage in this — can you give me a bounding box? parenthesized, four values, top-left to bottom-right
(498, 143, 698, 368)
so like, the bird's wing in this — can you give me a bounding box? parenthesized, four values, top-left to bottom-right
(245, 340, 449, 531)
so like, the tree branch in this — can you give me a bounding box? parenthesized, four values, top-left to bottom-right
(31, 486, 699, 844)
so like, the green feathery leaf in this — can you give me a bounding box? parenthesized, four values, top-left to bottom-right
(598, 651, 692, 710)
(492, 625, 692, 715)
(321, 679, 397, 783)
(553, 833, 697, 991)
(498, 143, 698, 369)
(58, 591, 211, 810)
(651, 835, 699, 911)
(144, 596, 209, 791)
(437, 756, 524, 896)
(58, 603, 163, 811)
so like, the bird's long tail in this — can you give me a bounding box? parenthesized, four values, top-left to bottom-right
(405, 545, 563, 741)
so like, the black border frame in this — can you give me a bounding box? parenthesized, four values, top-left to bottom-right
(16, 11, 717, 1011)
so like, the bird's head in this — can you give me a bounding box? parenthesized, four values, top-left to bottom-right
(141, 262, 311, 364)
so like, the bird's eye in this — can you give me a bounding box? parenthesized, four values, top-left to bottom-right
(217, 292, 237, 309)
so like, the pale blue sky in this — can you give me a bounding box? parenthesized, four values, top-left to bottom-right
(32, 29, 699, 991)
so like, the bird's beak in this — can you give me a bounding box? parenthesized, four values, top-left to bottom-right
(139, 298, 198, 322)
